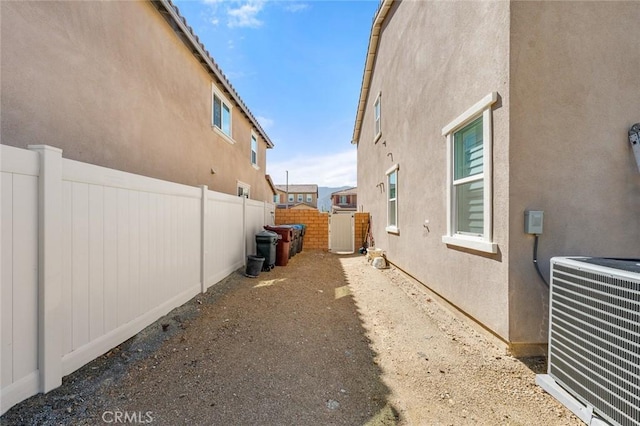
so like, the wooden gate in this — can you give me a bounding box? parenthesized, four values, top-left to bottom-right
(329, 212, 354, 254)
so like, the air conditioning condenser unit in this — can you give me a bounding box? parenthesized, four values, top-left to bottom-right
(537, 257, 640, 426)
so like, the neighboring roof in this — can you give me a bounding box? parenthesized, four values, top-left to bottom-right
(332, 205, 357, 212)
(289, 203, 318, 210)
(152, 0, 274, 149)
(331, 187, 357, 196)
(351, 0, 394, 145)
(265, 174, 277, 195)
(275, 202, 317, 210)
(275, 184, 319, 193)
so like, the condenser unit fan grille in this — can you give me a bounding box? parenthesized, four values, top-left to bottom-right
(549, 261, 640, 426)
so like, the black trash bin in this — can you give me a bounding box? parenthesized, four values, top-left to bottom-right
(245, 255, 265, 278)
(256, 230, 278, 271)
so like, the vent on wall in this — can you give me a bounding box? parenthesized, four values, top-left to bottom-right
(537, 257, 640, 426)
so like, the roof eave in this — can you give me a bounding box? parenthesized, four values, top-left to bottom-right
(351, 0, 394, 145)
(265, 174, 277, 195)
(154, 0, 274, 149)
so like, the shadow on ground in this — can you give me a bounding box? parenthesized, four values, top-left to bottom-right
(2, 251, 398, 426)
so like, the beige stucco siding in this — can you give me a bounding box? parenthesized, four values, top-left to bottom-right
(357, 0, 640, 349)
(357, 1, 511, 341)
(1, 1, 272, 201)
(508, 2, 640, 343)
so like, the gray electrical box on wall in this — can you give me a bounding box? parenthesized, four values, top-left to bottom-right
(525, 210, 544, 234)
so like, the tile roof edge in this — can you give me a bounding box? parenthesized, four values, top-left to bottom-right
(154, 0, 274, 148)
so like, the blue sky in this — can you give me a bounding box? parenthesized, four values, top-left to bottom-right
(173, 0, 380, 187)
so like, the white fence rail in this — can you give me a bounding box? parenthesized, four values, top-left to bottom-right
(1, 145, 275, 414)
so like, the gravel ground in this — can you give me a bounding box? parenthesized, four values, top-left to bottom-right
(2, 250, 581, 426)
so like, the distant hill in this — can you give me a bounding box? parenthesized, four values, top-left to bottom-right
(317, 186, 351, 212)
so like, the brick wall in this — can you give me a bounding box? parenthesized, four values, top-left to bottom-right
(275, 209, 330, 250)
(354, 212, 370, 249)
(274, 210, 370, 251)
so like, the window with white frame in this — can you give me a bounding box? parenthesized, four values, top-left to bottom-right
(237, 181, 250, 198)
(441, 92, 497, 253)
(288, 194, 294, 202)
(212, 85, 232, 139)
(274, 194, 280, 203)
(306, 194, 312, 203)
(297, 194, 303, 202)
(386, 164, 399, 233)
(251, 133, 258, 166)
(340, 195, 347, 204)
(374, 92, 381, 142)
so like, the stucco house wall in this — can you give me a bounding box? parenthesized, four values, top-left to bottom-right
(508, 1, 640, 345)
(355, 0, 640, 354)
(357, 0, 512, 342)
(1, 0, 274, 202)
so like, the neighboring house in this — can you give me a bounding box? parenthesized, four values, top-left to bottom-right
(353, 0, 640, 355)
(1, 0, 274, 202)
(331, 187, 357, 213)
(274, 184, 319, 209)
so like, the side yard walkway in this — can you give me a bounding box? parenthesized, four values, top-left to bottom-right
(341, 256, 580, 425)
(3, 251, 579, 425)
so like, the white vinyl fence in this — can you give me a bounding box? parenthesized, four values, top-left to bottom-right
(1, 145, 275, 414)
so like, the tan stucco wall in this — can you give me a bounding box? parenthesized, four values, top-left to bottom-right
(509, 2, 640, 344)
(1, 1, 273, 202)
(357, 0, 512, 341)
(357, 0, 640, 348)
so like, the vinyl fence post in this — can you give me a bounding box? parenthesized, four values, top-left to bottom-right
(28, 145, 63, 393)
(242, 195, 247, 265)
(200, 185, 208, 294)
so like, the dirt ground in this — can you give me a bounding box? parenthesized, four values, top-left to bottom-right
(1, 250, 581, 426)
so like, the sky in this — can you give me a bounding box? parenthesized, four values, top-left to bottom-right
(172, 0, 380, 187)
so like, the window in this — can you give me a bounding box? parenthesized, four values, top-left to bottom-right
(251, 133, 258, 166)
(441, 92, 497, 253)
(374, 92, 381, 142)
(237, 181, 250, 198)
(288, 194, 294, 202)
(340, 195, 347, 205)
(386, 164, 399, 233)
(297, 194, 303, 202)
(274, 194, 280, 203)
(306, 194, 312, 203)
(212, 86, 232, 139)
